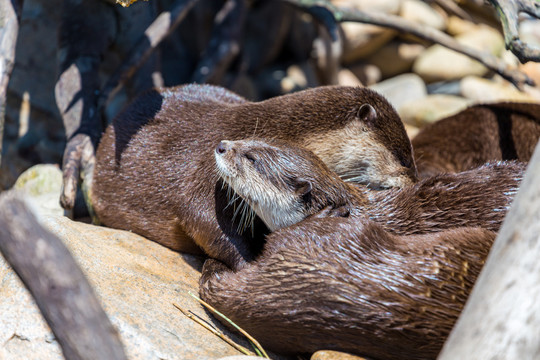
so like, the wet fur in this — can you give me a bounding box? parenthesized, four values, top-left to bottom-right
(93, 84, 416, 269)
(200, 219, 495, 359)
(413, 102, 540, 178)
(200, 140, 524, 358)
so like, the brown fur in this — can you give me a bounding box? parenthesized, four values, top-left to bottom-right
(200, 220, 495, 359)
(412, 102, 540, 178)
(200, 139, 523, 358)
(92, 84, 416, 269)
(214, 139, 524, 236)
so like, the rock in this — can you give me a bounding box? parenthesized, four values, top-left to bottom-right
(400, 0, 447, 31)
(12, 164, 64, 217)
(413, 25, 504, 82)
(399, 94, 472, 127)
(461, 76, 540, 103)
(364, 41, 425, 79)
(337, 0, 400, 63)
(341, 23, 396, 63)
(347, 63, 382, 86)
(217, 357, 265, 360)
(520, 62, 540, 87)
(331, 0, 401, 14)
(337, 68, 364, 87)
(311, 350, 368, 360)
(446, 16, 478, 36)
(0, 213, 287, 359)
(519, 19, 540, 49)
(369, 73, 427, 111)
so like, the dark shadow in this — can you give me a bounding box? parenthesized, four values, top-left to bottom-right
(112, 89, 164, 165)
(214, 179, 269, 263)
(494, 108, 518, 160)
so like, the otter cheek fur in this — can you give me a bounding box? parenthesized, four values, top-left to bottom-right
(215, 140, 307, 231)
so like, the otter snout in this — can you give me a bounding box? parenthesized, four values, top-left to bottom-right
(216, 140, 233, 155)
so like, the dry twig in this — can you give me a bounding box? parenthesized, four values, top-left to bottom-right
(173, 303, 253, 356)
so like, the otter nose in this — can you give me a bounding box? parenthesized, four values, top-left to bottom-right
(216, 140, 232, 155)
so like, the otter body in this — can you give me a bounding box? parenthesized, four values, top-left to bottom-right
(412, 102, 540, 178)
(93, 84, 416, 269)
(201, 220, 495, 359)
(201, 139, 524, 358)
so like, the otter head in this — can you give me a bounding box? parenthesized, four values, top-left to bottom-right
(302, 87, 418, 189)
(215, 139, 351, 231)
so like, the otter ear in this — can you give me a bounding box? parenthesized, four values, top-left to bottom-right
(357, 103, 377, 124)
(295, 178, 312, 197)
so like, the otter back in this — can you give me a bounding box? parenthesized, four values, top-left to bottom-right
(412, 102, 540, 178)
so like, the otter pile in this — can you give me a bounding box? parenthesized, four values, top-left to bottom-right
(200, 138, 524, 360)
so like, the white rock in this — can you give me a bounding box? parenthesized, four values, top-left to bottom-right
(400, 0, 447, 31)
(369, 73, 427, 111)
(399, 94, 473, 127)
(461, 76, 540, 103)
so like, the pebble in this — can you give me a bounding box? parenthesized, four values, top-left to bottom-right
(312, 350, 368, 360)
(399, 94, 472, 127)
(413, 25, 504, 82)
(460, 76, 540, 103)
(400, 0, 447, 31)
(338, 68, 364, 87)
(369, 73, 427, 111)
(364, 41, 426, 79)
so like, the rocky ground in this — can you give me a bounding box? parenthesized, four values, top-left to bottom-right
(1, 0, 539, 359)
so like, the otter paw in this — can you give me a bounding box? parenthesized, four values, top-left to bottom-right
(200, 259, 230, 286)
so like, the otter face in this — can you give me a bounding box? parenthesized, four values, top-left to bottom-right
(303, 103, 417, 189)
(215, 139, 312, 231)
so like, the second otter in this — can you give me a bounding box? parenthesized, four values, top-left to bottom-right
(93, 84, 417, 269)
(201, 139, 524, 358)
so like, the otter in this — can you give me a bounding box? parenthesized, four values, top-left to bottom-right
(92, 84, 417, 270)
(200, 138, 523, 358)
(200, 221, 495, 359)
(412, 102, 540, 178)
(214, 139, 523, 235)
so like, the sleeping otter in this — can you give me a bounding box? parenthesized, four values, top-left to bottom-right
(412, 102, 540, 178)
(92, 84, 417, 269)
(200, 138, 523, 358)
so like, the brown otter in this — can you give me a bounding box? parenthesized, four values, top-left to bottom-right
(214, 139, 523, 235)
(200, 221, 495, 359)
(92, 84, 417, 270)
(200, 139, 523, 358)
(412, 102, 540, 178)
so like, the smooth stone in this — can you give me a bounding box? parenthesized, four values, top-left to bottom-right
(12, 164, 64, 217)
(426, 80, 462, 96)
(341, 23, 396, 63)
(332, 0, 401, 14)
(347, 63, 382, 86)
(311, 350, 368, 360)
(337, 68, 364, 87)
(461, 76, 540, 103)
(217, 357, 266, 360)
(413, 25, 504, 82)
(520, 62, 540, 87)
(404, 123, 420, 139)
(364, 41, 425, 78)
(369, 73, 427, 111)
(446, 16, 478, 36)
(519, 19, 540, 49)
(399, 94, 473, 127)
(400, 0, 447, 31)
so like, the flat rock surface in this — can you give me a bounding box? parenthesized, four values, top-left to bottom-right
(0, 165, 288, 359)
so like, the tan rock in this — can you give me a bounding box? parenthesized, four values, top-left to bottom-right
(331, 0, 401, 14)
(520, 62, 540, 87)
(400, 0, 447, 31)
(369, 73, 427, 111)
(413, 25, 504, 82)
(364, 41, 425, 78)
(341, 23, 396, 62)
(404, 123, 420, 139)
(461, 76, 540, 103)
(347, 63, 382, 86)
(311, 350, 368, 360)
(337, 68, 364, 87)
(399, 94, 472, 127)
(447, 16, 478, 36)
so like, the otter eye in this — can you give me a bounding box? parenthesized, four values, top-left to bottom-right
(245, 153, 257, 163)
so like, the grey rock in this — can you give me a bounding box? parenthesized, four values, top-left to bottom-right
(369, 73, 427, 111)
